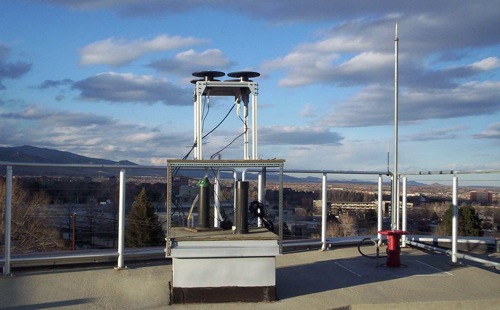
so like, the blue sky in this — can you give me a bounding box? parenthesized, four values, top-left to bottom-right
(1, 0, 499, 175)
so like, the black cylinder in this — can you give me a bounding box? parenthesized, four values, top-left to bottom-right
(198, 177, 210, 229)
(235, 181, 249, 234)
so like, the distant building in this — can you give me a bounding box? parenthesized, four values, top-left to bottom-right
(470, 191, 493, 204)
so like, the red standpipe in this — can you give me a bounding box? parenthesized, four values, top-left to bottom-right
(378, 230, 408, 267)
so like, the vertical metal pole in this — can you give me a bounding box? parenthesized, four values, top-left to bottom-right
(402, 177, 407, 247)
(279, 164, 284, 254)
(392, 22, 399, 230)
(451, 175, 458, 264)
(377, 175, 383, 245)
(193, 89, 198, 159)
(3, 166, 13, 276)
(257, 172, 264, 227)
(214, 170, 220, 228)
(116, 169, 126, 269)
(321, 173, 328, 251)
(197, 94, 203, 159)
(233, 171, 238, 227)
(252, 91, 258, 159)
(166, 162, 173, 256)
(243, 103, 249, 160)
(396, 176, 400, 230)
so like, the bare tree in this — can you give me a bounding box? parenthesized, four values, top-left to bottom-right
(1, 179, 65, 254)
(312, 213, 359, 238)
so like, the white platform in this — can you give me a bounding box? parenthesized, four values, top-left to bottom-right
(168, 227, 279, 303)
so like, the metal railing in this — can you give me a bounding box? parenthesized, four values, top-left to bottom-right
(2, 162, 499, 274)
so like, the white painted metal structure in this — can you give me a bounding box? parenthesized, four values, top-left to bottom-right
(452, 175, 458, 263)
(321, 173, 328, 250)
(192, 71, 259, 160)
(116, 169, 126, 269)
(391, 23, 399, 230)
(377, 175, 383, 245)
(401, 177, 408, 247)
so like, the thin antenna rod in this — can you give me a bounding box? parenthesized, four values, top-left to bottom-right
(387, 143, 390, 175)
(391, 22, 399, 230)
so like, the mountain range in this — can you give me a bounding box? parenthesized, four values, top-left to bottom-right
(0, 145, 427, 185)
(0, 145, 151, 177)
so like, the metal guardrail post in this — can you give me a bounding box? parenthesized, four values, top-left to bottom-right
(214, 169, 220, 228)
(451, 175, 458, 264)
(377, 175, 383, 246)
(402, 177, 407, 247)
(396, 175, 400, 230)
(321, 173, 327, 251)
(3, 166, 13, 276)
(116, 169, 126, 269)
(257, 172, 264, 227)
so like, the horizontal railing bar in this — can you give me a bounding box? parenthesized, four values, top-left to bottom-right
(0, 162, 167, 169)
(285, 169, 389, 175)
(2, 162, 497, 176)
(401, 170, 500, 176)
(241, 168, 390, 176)
(0, 248, 165, 268)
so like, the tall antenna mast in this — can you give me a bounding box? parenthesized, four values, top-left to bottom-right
(391, 22, 399, 230)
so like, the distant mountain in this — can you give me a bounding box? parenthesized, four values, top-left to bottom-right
(0, 145, 126, 165)
(0, 145, 431, 186)
(0, 145, 149, 177)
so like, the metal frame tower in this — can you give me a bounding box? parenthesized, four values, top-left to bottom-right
(192, 71, 260, 160)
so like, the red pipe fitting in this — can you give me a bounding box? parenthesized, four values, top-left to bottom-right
(379, 230, 408, 267)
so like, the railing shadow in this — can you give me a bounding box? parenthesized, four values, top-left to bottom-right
(3, 298, 97, 310)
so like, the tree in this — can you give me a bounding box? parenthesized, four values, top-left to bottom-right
(0, 179, 65, 254)
(435, 205, 483, 237)
(125, 188, 164, 247)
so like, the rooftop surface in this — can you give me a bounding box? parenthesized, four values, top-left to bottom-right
(1, 246, 499, 310)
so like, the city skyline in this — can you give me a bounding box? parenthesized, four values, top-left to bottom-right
(1, 1, 499, 175)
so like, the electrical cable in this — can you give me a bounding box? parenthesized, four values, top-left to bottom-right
(204, 103, 235, 140)
(169, 98, 240, 222)
(210, 132, 244, 159)
(358, 237, 386, 259)
(209, 103, 248, 159)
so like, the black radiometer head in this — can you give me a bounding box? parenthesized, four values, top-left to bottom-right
(192, 70, 225, 81)
(227, 71, 260, 81)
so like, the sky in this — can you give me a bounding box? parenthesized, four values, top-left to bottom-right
(1, 0, 499, 178)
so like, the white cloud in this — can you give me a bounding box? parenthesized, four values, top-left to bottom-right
(258, 125, 343, 145)
(149, 49, 234, 75)
(0, 42, 32, 89)
(469, 57, 500, 71)
(401, 126, 468, 142)
(473, 122, 500, 139)
(79, 34, 205, 66)
(300, 103, 317, 117)
(0, 106, 193, 164)
(338, 52, 392, 74)
(72, 72, 190, 105)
